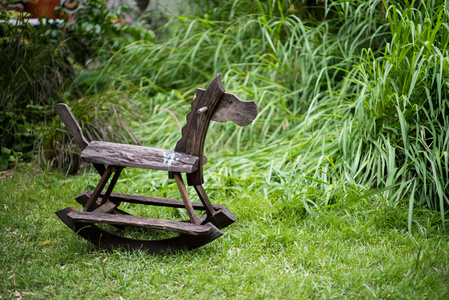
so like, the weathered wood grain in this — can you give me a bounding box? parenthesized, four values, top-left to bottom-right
(54, 103, 89, 150)
(83, 166, 113, 212)
(76, 191, 129, 216)
(93, 201, 117, 213)
(67, 211, 212, 235)
(198, 207, 237, 229)
(56, 207, 223, 254)
(212, 92, 258, 126)
(191, 89, 258, 126)
(173, 173, 199, 224)
(81, 141, 200, 173)
(175, 74, 225, 155)
(98, 167, 123, 207)
(175, 74, 226, 185)
(76, 191, 227, 210)
(55, 74, 257, 253)
(194, 184, 216, 217)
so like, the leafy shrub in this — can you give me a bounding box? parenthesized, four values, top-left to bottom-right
(0, 14, 75, 170)
(58, 0, 155, 63)
(0, 1, 155, 171)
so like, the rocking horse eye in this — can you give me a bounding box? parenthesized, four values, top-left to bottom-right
(227, 99, 232, 103)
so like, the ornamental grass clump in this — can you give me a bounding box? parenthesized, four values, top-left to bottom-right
(338, 2, 449, 228)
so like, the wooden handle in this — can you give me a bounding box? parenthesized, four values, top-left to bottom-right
(54, 103, 89, 150)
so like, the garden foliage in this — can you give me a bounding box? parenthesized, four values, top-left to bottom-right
(0, 0, 154, 171)
(3, 0, 448, 228)
(82, 0, 448, 227)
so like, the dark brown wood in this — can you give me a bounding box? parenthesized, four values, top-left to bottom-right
(198, 207, 237, 229)
(212, 92, 258, 126)
(173, 173, 199, 225)
(81, 141, 199, 173)
(93, 201, 117, 213)
(56, 207, 223, 254)
(76, 191, 227, 210)
(68, 210, 212, 235)
(77, 192, 129, 230)
(93, 164, 106, 176)
(98, 167, 123, 206)
(83, 166, 113, 212)
(76, 191, 104, 211)
(175, 74, 225, 185)
(193, 89, 258, 126)
(54, 103, 89, 150)
(194, 185, 215, 217)
(55, 74, 257, 254)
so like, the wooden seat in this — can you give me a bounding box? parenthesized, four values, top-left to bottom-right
(81, 141, 200, 173)
(54, 74, 257, 254)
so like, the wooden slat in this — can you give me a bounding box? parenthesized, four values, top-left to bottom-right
(67, 211, 212, 236)
(174, 173, 199, 224)
(76, 191, 226, 210)
(81, 141, 199, 173)
(93, 201, 117, 213)
(56, 207, 223, 254)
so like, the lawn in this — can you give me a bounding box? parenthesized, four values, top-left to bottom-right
(1, 0, 449, 298)
(1, 164, 448, 299)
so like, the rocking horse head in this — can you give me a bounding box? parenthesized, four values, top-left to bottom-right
(174, 74, 258, 185)
(175, 74, 257, 154)
(211, 89, 258, 126)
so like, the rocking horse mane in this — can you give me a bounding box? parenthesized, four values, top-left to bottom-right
(174, 74, 225, 157)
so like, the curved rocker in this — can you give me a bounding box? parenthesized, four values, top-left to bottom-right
(54, 74, 257, 254)
(56, 207, 223, 253)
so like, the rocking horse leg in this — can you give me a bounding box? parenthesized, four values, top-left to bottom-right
(93, 163, 106, 176)
(83, 166, 113, 211)
(173, 173, 199, 225)
(195, 184, 237, 229)
(83, 166, 123, 212)
(193, 185, 215, 217)
(97, 167, 123, 207)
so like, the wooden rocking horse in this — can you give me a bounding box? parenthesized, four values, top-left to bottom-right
(55, 74, 258, 254)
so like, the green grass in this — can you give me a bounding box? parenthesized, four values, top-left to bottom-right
(1, 164, 448, 299)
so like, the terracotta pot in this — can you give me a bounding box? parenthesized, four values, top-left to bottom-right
(32, 0, 61, 19)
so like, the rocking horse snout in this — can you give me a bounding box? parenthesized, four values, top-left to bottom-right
(211, 92, 258, 126)
(193, 88, 258, 126)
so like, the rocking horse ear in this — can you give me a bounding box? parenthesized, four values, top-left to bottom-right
(211, 93, 258, 126)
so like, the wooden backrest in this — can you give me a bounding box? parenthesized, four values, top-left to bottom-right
(54, 103, 89, 151)
(174, 74, 258, 185)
